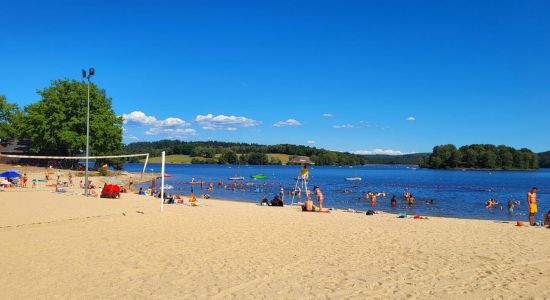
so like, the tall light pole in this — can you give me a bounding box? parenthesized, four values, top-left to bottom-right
(82, 67, 95, 196)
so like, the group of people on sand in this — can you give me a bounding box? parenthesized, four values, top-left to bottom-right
(260, 195, 284, 206)
(301, 186, 324, 211)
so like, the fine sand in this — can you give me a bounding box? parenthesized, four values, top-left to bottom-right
(1, 191, 549, 299)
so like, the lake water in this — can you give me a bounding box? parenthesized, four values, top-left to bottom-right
(124, 163, 550, 221)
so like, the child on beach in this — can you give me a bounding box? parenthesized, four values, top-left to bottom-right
(507, 200, 515, 214)
(545, 210, 550, 228)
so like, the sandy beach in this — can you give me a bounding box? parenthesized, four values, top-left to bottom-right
(1, 189, 549, 299)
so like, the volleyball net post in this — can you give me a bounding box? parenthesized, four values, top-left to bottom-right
(160, 151, 165, 213)
(142, 154, 149, 179)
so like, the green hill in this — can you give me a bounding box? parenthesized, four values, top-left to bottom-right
(141, 153, 291, 165)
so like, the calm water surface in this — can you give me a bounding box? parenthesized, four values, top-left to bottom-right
(124, 164, 550, 221)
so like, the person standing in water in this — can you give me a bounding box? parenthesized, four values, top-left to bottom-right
(527, 187, 538, 226)
(371, 193, 377, 206)
(507, 200, 515, 215)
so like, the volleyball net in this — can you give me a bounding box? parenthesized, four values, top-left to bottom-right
(0, 153, 150, 192)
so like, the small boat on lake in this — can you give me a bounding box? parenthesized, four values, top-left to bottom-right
(251, 174, 268, 180)
(228, 176, 245, 180)
(345, 177, 362, 181)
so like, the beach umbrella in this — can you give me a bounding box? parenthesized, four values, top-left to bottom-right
(290, 156, 314, 165)
(0, 170, 20, 178)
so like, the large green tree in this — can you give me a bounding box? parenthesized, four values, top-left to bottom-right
(0, 95, 21, 142)
(20, 79, 123, 156)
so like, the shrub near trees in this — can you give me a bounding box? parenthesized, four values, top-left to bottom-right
(421, 144, 539, 170)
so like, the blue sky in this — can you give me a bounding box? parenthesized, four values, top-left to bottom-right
(1, 0, 549, 154)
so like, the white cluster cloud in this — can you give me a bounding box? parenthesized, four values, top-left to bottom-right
(333, 124, 357, 129)
(307, 140, 316, 144)
(352, 149, 408, 155)
(124, 135, 139, 141)
(122, 111, 195, 138)
(322, 113, 333, 117)
(145, 128, 197, 136)
(122, 111, 190, 127)
(406, 116, 416, 121)
(194, 114, 261, 130)
(273, 119, 302, 127)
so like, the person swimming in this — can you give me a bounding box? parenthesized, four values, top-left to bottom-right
(407, 194, 415, 205)
(485, 198, 497, 209)
(390, 195, 397, 207)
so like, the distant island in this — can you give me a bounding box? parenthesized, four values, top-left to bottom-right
(420, 144, 540, 170)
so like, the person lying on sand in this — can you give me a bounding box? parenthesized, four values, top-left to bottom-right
(174, 194, 184, 204)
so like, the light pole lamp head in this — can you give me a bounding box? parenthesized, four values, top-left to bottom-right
(82, 69, 87, 78)
(89, 67, 95, 77)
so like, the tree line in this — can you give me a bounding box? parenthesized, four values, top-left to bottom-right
(123, 140, 428, 166)
(124, 140, 365, 165)
(539, 151, 550, 168)
(420, 144, 539, 170)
